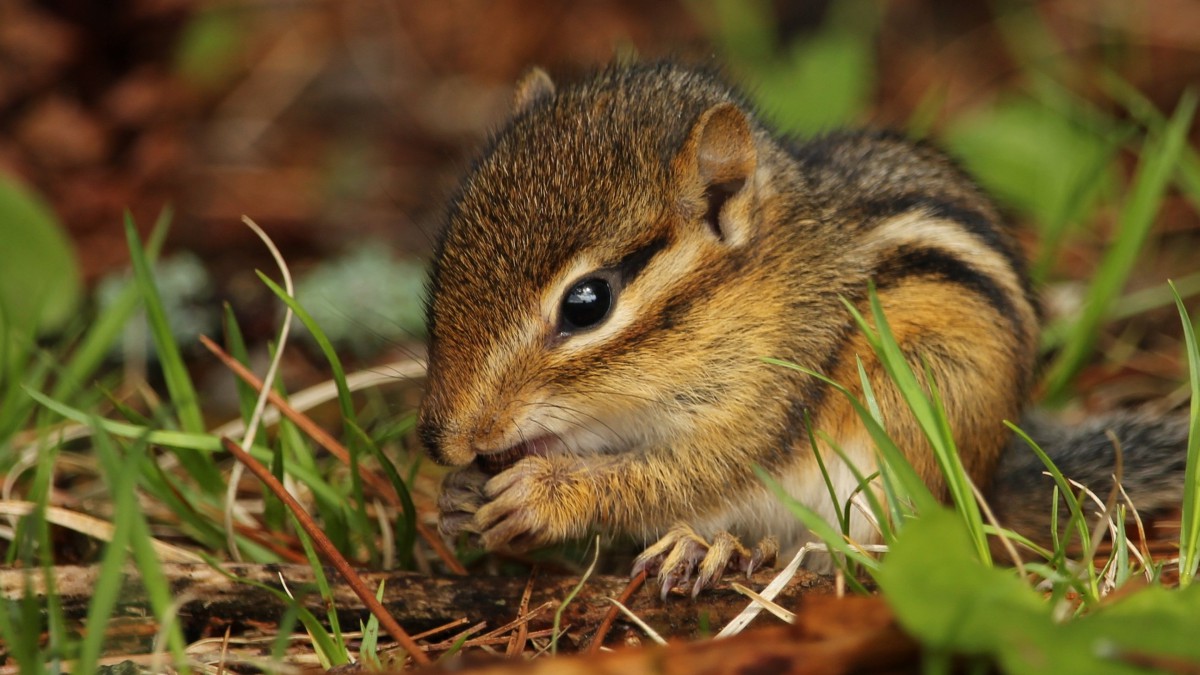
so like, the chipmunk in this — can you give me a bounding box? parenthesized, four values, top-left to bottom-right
(416, 62, 1192, 594)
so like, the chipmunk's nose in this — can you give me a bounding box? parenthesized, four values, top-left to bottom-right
(416, 403, 476, 467)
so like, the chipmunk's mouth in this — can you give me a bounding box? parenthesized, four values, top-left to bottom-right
(475, 434, 565, 475)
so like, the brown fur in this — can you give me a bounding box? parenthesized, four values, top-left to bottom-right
(417, 62, 1180, 569)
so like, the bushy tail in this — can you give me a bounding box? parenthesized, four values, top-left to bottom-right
(990, 410, 1192, 540)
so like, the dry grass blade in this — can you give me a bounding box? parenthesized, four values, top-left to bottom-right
(967, 476, 1026, 577)
(605, 597, 665, 646)
(224, 216, 297, 563)
(729, 583, 796, 623)
(199, 334, 466, 575)
(0, 501, 202, 563)
(219, 436, 432, 665)
(716, 542, 815, 638)
(199, 337, 389, 495)
(1117, 482, 1156, 581)
(207, 358, 427, 441)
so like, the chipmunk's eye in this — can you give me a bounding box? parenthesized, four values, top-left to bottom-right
(560, 277, 613, 332)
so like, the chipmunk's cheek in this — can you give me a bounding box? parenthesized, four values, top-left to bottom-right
(474, 456, 592, 551)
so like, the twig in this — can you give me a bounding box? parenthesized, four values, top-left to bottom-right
(478, 601, 553, 644)
(425, 628, 558, 652)
(586, 569, 645, 653)
(220, 437, 431, 666)
(228, 520, 308, 564)
(410, 617, 470, 641)
(419, 621, 486, 651)
(507, 568, 537, 656)
(200, 334, 466, 576)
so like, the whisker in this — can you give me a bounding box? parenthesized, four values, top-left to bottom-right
(538, 404, 634, 450)
(554, 385, 662, 405)
(526, 418, 579, 457)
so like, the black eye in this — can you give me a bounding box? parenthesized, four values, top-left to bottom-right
(560, 277, 613, 332)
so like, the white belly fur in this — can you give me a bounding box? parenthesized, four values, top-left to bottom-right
(692, 438, 881, 571)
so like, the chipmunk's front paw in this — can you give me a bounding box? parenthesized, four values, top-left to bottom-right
(437, 464, 491, 543)
(473, 456, 595, 552)
(632, 523, 778, 599)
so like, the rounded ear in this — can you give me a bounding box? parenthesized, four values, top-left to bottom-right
(674, 102, 758, 244)
(512, 67, 556, 116)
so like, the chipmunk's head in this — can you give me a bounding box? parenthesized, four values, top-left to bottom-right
(418, 63, 784, 470)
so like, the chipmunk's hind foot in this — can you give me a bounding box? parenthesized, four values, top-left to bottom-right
(632, 524, 778, 598)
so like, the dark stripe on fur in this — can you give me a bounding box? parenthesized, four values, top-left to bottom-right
(617, 235, 670, 285)
(874, 244, 1019, 330)
(862, 195, 1027, 285)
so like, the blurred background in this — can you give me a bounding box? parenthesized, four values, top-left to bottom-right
(2, 0, 1199, 411)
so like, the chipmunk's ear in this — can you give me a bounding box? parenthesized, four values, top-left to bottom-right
(673, 102, 757, 246)
(512, 67, 556, 115)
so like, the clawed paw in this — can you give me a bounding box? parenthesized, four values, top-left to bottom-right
(436, 464, 491, 545)
(437, 456, 594, 553)
(632, 524, 778, 598)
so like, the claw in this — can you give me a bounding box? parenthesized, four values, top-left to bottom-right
(746, 536, 779, 577)
(634, 524, 778, 598)
(632, 532, 678, 579)
(659, 570, 679, 601)
(437, 465, 490, 543)
(693, 531, 746, 596)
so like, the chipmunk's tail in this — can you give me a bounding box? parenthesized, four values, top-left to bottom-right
(989, 410, 1193, 540)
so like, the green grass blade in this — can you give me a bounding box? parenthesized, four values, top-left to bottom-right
(1043, 90, 1198, 400)
(222, 304, 268, 447)
(359, 581, 386, 668)
(1172, 282, 1200, 586)
(1101, 70, 1200, 213)
(755, 466, 880, 571)
(349, 421, 418, 569)
(0, 347, 51, 444)
(1005, 421, 1100, 600)
(202, 554, 345, 667)
(552, 538, 600, 656)
(128, 491, 191, 665)
(1031, 131, 1131, 283)
(847, 291, 989, 560)
(763, 357, 938, 515)
(123, 212, 202, 431)
(138, 454, 228, 550)
(124, 213, 224, 493)
(1113, 509, 1131, 587)
(258, 273, 375, 560)
(257, 273, 354, 420)
(856, 357, 917, 529)
(25, 387, 350, 511)
(75, 426, 142, 674)
(293, 522, 350, 665)
(805, 414, 850, 534)
(816, 429, 891, 544)
(0, 574, 45, 673)
(52, 208, 171, 403)
(84, 425, 192, 667)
